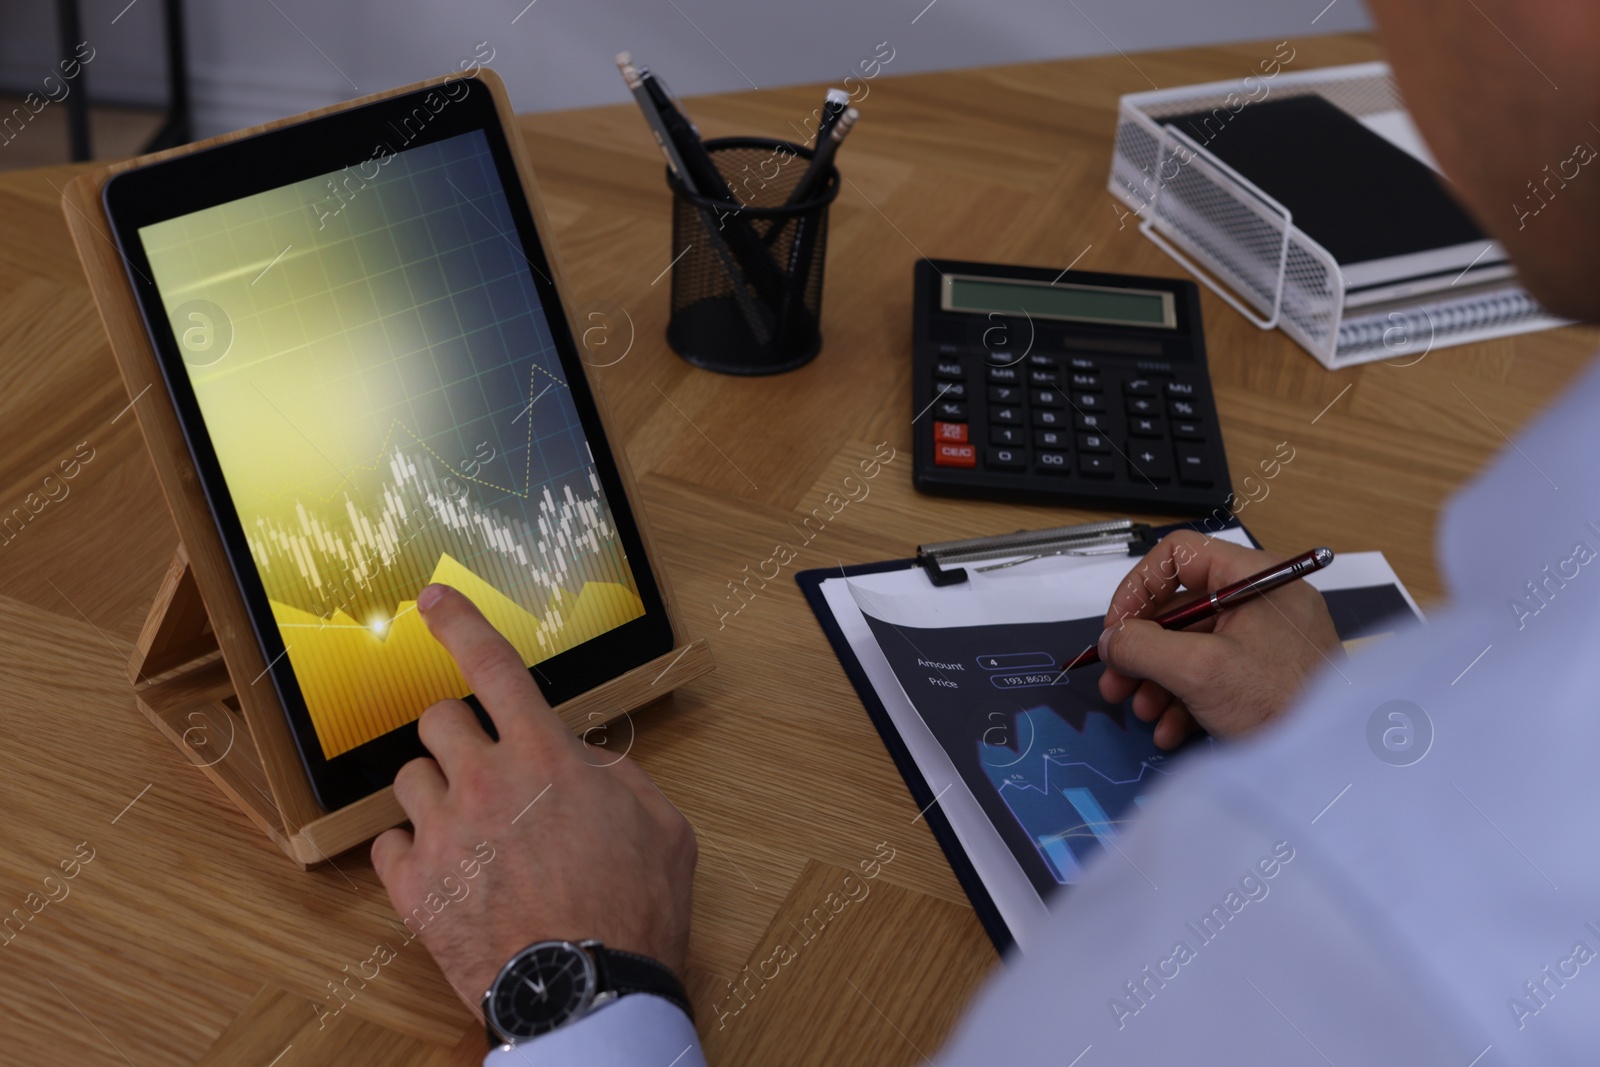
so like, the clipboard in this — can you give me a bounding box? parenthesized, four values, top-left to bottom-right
(796, 516, 1261, 952)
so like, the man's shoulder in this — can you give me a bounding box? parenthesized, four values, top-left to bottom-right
(1183, 592, 1600, 1054)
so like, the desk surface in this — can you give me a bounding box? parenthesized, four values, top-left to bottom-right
(2, 31, 1595, 1065)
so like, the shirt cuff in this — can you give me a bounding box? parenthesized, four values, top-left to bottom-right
(482, 992, 704, 1067)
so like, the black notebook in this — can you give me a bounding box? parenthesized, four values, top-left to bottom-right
(1164, 95, 1499, 290)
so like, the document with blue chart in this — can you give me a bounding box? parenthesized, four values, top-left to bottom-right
(860, 611, 1196, 897)
(811, 527, 1423, 952)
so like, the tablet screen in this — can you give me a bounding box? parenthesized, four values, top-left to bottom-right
(136, 129, 644, 759)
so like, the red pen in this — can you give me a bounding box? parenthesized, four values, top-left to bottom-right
(1062, 547, 1334, 670)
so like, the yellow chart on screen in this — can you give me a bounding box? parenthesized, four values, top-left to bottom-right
(273, 552, 642, 758)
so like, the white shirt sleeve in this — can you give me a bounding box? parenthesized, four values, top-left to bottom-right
(931, 765, 1476, 1065)
(482, 992, 704, 1067)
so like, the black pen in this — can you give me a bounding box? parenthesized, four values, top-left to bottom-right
(639, 64, 789, 310)
(616, 54, 778, 341)
(616, 53, 693, 189)
(637, 68, 738, 206)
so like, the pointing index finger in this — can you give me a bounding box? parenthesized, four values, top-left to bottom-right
(416, 583, 578, 754)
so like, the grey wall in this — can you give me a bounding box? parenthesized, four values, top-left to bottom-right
(0, 0, 1370, 137)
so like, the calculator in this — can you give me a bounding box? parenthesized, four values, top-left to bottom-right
(912, 258, 1232, 515)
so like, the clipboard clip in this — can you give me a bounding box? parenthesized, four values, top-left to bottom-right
(916, 519, 1157, 586)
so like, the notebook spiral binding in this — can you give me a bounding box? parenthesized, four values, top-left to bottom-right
(1335, 289, 1545, 355)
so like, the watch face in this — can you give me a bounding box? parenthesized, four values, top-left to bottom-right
(489, 941, 597, 1041)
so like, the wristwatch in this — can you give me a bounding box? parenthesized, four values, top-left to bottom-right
(481, 939, 692, 1047)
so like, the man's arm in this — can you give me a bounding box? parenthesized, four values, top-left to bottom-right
(370, 584, 702, 1062)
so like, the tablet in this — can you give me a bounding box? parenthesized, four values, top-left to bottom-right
(103, 77, 676, 811)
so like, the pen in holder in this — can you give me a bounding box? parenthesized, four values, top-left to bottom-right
(666, 137, 839, 375)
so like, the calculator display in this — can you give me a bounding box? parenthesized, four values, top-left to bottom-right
(943, 275, 1176, 329)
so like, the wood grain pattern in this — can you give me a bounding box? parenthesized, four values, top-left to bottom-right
(693, 858, 997, 1064)
(2, 31, 1597, 1065)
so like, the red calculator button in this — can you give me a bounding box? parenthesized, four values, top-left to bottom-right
(933, 421, 968, 443)
(934, 442, 977, 468)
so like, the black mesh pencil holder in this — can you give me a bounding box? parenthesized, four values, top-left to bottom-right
(666, 137, 840, 375)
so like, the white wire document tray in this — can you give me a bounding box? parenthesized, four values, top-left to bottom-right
(1108, 61, 1568, 369)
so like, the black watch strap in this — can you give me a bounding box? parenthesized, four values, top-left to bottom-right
(591, 944, 694, 1022)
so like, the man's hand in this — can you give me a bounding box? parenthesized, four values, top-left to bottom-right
(371, 584, 696, 1009)
(1097, 531, 1343, 748)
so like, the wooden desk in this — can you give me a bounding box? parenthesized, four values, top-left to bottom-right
(1, 32, 1593, 1065)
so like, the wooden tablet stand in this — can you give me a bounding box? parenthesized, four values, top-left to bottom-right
(125, 545, 711, 868)
(63, 71, 714, 868)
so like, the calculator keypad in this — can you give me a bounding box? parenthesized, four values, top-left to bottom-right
(915, 262, 1228, 511)
(925, 349, 1221, 500)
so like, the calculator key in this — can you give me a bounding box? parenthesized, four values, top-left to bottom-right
(1077, 453, 1114, 478)
(1129, 415, 1166, 437)
(1169, 398, 1199, 419)
(1073, 393, 1102, 410)
(1126, 442, 1173, 484)
(1035, 451, 1071, 474)
(1172, 419, 1206, 440)
(933, 360, 965, 381)
(1126, 396, 1158, 416)
(1067, 356, 1099, 371)
(990, 405, 1023, 425)
(935, 400, 967, 421)
(933, 421, 968, 443)
(1165, 380, 1197, 397)
(936, 343, 961, 356)
(990, 426, 1025, 446)
(1176, 449, 1213, 486)
(936, 381, 967, 400)
(1074, 412, 1108, 432)
(934, 442, 976, 468)
(988, 385, 1023, 404)
(1031, 389, 1064, 408)
(1033, 409, 1067, 429)
(1077, 432, 1110, 453)
(1033, 429, 1068, 450)
(1124, 378, 1157, 396)
(1027, 353, 1061, 369)
(988, 365, 1022, 384)
(1028, 369, 1060, 386)
(986, 447, 1027, 471)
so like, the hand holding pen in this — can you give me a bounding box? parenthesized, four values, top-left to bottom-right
(1082, 532, 1346, 749)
